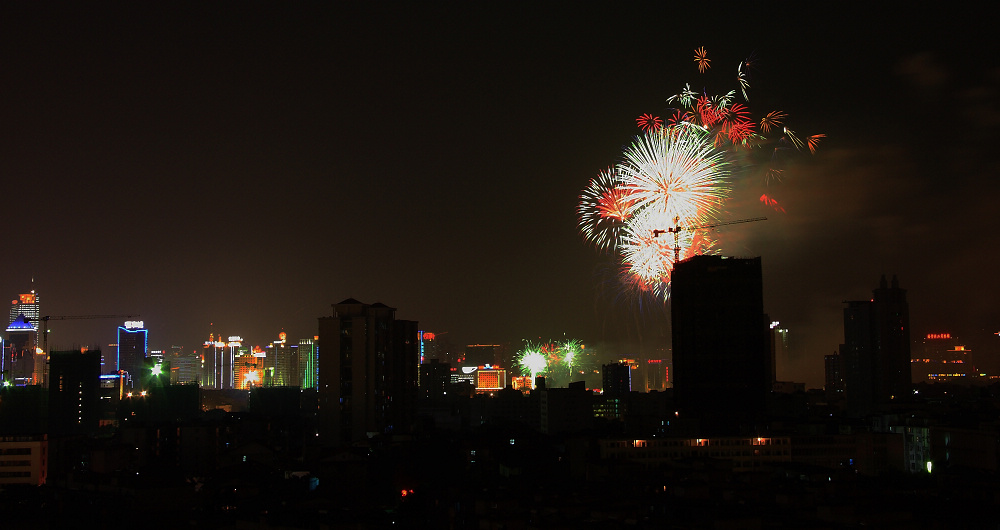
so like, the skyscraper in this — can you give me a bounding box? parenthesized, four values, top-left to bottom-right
(840, 274, 911, 416)
(117, 321, 149, 389)
(264, 332, 298, 387)
(317, 299, 419, 445)
(4, 291, 41, 386)
(48, 349, 101, 436)
(8, 291, 40, 331)
(671, 255, 772, 435)
(298, 337, 318, 389)
(4, 316, 38, 386)
(602, 362, 632, 397)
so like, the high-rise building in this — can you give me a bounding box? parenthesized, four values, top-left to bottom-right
(4, 316, 38, 386)
(8, 291, 40, 331)
(235, 349, 263, 389)
(117, 321, 149, 389)
(824, 351, 845, 396)
(840, 274, 911, 416)
(4, 291, 41, 387)
(169, 346, 200, 385)
(418, 359, 451, 399)
(317, 299, 419, 445)
(911, 333, 972, 384)
(48, 349, 101, 436)
(602, 362, 632, 396)
(298, 337, 318, 389)
(465, 344, 499, 367)
(264, 332, 298, 387)
(671, 255, 772, 435)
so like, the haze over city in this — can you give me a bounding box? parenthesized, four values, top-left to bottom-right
(2, 5, 997, 388)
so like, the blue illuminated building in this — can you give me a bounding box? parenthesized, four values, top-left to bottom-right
(117, 322, 149, 389)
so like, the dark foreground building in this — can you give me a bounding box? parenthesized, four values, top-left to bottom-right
(317, 299, 418, 446)
(840, 274, 911, 416)
(671, 255, 771, 435)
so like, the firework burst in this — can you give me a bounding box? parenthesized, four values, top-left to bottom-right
(578, 48, 822, 304)
(694, 46, 711, 73)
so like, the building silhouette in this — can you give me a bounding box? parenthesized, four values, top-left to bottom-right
(317, 299, 418, 445)
(840, 274, 911, 416)
(602, 362, 632, 397)
(48, 349, 101, 436)
(671, 255, 772, 435)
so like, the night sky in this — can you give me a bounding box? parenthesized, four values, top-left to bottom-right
(2, 5, 996, 387)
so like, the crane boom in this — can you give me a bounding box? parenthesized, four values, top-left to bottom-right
(33, 314, 140, 354)
(658, 216, 768, 264)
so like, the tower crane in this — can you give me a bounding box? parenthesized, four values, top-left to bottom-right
(653, 216, 768, 264)
(33, 314, 140, 355)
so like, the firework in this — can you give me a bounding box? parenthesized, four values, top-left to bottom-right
(636, 113, 663, 132)
(694, 46, 711, 73)
(807, 134, 826, 155)
(516, 345, 548, 381)
(578, 167, 634, 251)
(579, 48, 822, 303)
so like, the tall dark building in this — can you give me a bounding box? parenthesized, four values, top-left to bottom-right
(671, 255, 772, 435)
(840, 274, 911, 416)
(419, 359, 451, 400)
(48, 349, 101, 436)
(601, 362, 632, 397)
(317, 299, 418, 445)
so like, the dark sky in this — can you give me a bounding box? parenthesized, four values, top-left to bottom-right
(2, 5, 996, 387)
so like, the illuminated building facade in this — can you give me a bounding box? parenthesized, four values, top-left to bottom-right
(8, 292, 39, 332)
(840, 274, 911, 416)
(4, 289, 41, 386)
(235, 350, 263, 389)
(117, 321, 149, 389)
(419, 331, 442, 364)
(475, 368, 506, 394)
(264, 332, 298, 387)
(0, 435, 47, 486)
(317, 299, 419, 445)
(671, 256, 772, 435)
(911, 333, 972, 383)
(170, 346, 200, 385)
(299, 337, 318, 389)
(4, 316, 38, 386)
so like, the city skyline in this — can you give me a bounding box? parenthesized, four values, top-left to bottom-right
(1, 5, 996, 387)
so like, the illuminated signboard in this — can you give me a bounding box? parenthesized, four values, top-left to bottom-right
(124, 321, 144, 329)
(19, 294, 36, 304)
(926, 333, 952, 340)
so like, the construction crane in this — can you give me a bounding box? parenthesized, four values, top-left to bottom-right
(653, 216, 768, 264)
(33, 314, 140, 355)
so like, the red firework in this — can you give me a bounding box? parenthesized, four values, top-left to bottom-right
(636, 113, 663, 132)
(597, 186, 634, 221)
